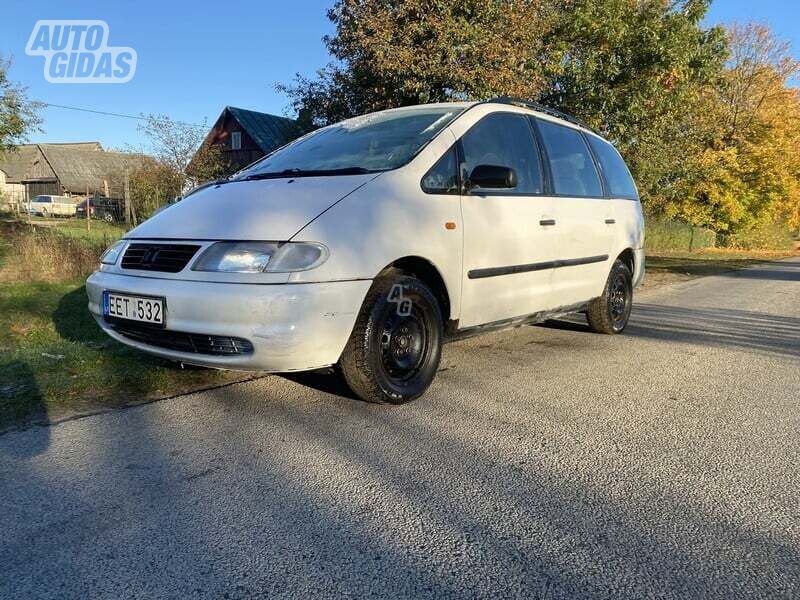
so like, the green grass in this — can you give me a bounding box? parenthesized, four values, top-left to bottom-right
(0, 219, 256, 429)
(0, 280, 254, 428)
(25, 216, 127, 244)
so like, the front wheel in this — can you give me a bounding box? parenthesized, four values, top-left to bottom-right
(586, 259, 633, 334)
(339, 271, 443, 404)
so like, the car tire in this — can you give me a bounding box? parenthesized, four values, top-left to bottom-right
(339, 269, 443, 404)
(103, 213, 114, 223)
(586, 259, 633, 334)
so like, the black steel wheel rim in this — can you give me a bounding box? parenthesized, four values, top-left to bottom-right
(380, 308, 428, 383)
(609, 272, 631, 327)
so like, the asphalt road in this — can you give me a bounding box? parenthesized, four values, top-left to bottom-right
(2, 258, 799, 599)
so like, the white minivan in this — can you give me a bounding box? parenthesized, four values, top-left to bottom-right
(87, 98, 644, 404)
(28, 195, 77, 217)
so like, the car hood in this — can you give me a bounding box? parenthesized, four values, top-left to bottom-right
(126, 174, 377, 241)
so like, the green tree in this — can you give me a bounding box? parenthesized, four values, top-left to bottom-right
(280, 0, 727, 212)
(139, 114, 229, 186)
(279, 0, 557, 130)
(0, 56, 41, 154)
(540, 0, 727, 214)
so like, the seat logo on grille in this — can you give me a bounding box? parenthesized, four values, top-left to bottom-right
(141, 247, 161, 265)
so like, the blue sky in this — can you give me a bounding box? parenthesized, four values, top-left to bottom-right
(1, 0, 797, 151)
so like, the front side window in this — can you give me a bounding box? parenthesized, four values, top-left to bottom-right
(422, 146, 459, 194)
(586, 135, 639, 200)
(231, 131, 242, 151)
(237, 106, 463, 178)
(536, 119, 603, 197)
(460, 112, 543, 194)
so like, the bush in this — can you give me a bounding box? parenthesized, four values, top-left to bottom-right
(0, 221, 109, 283)
(645, 218, 716, 252)
(720, 221, 795, 251)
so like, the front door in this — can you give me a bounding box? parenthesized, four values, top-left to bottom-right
(457, 111, 556, 328)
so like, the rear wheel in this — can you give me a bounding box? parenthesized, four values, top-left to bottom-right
(103, 212, 114, 223)
(586, 259, 633, 334)
(339, 270, 443, 404)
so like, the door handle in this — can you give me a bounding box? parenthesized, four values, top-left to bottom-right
(604, 219, 616, 224)
(539, 219, 556, 226)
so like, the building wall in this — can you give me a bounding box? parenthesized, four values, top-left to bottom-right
(0, 170, 26, 211)
(212, 113, 266, 172)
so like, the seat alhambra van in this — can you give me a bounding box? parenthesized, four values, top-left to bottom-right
(87, 98, 644, 404)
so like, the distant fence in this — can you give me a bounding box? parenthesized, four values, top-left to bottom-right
(645, 218, 716, 253)
(0, 190, 26, 214)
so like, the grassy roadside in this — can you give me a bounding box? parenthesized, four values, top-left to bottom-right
(0, 219, 256, 430)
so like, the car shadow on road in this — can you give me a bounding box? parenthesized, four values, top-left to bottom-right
(281, 370, 360, 401)
(541, 303, 800, 359)
(0, 360, 49, 456)
(717, 259, 800, 282)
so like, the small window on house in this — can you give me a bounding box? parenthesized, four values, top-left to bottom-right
(231, 131, 242, 151)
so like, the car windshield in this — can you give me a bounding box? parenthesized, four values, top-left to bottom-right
(235, 105, 464, 179)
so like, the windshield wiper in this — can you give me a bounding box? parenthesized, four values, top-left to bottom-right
(241, 167, 375, 181)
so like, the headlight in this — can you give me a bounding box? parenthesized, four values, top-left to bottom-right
(100, 240, 126, 265)
(192, 242, 328, 273)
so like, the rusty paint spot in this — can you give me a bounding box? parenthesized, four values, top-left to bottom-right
(445, 222, 456, 230)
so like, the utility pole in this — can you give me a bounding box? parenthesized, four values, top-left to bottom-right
(124, 169, 131, 227)
(86, 183, 91, 233)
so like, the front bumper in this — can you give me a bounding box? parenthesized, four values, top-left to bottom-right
(86, 271, 372, 372)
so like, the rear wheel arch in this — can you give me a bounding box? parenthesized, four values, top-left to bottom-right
(616, 248, 635, 275)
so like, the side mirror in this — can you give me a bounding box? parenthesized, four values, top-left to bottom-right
(468, 164, 517, 190)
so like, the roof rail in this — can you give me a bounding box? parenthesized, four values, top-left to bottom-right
(484, 96, 597, 133)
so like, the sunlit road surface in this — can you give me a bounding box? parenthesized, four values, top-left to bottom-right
(2, 259, 799, 599)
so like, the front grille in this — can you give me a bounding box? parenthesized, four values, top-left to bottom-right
(107, 319, 254, 356)
(121, 243, 201, 273)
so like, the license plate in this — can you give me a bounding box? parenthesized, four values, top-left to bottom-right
(104, 291, 165, 326)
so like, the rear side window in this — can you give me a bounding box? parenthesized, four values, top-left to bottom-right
(586, 136, 639, 200)
(461, 112, 543, 194)
(536, 119, 603, 197)
(422, 146, 459, 194)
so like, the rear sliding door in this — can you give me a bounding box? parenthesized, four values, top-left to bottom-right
(534, 117, 614, 307)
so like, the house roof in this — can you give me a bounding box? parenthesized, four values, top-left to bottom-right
(38, 145, 142, 195)
(0, 142, 141, 195)
(222, 106, 302, 154)
(0, 142, 104, 184)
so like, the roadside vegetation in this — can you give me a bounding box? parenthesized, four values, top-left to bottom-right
(0, 219, 256, 430)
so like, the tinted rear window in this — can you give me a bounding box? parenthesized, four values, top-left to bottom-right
(586, 135, 639, 200)
(536, 119, 603, 197)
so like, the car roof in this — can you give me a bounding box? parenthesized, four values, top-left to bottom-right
(380, 99, 599, 138)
